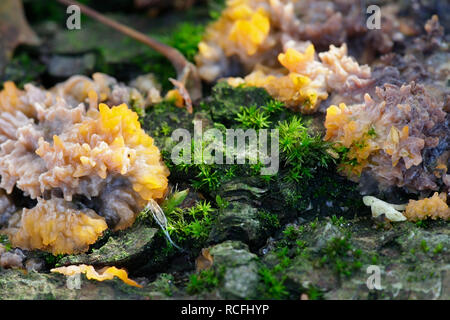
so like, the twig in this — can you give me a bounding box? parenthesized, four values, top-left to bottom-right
(56, 0, 202, 101)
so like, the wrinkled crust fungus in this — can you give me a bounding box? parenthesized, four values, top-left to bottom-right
(8, 198, 108, 255)
(226, 43, 370, 113)
(405, 192, 449, 222)
(324, 82, 449, 194)
(196, 0, 410, 113)
(0, 74, 169, 254)
(363, 193, 449, 222)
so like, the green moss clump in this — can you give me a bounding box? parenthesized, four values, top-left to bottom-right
(186, 267, 225, 295)
(207, 83, 273, 125)
(165, 200, 215, 249)
(277, 116, 334, 183)
(257, 210, 280, 232)
(258, 266, 289, 299)
(319, 235, 363, 278)
(165, 23, 205, 62)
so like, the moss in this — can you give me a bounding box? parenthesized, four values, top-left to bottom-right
(163, 200, 216, 249)
(319, 235, 364, 278)
(282, 225, 300, 241)
(433, 243, 443, 254)
(330, 215, 346, 227)
(0, 234, 12, 252)
(420, 240, 430, 253)
(207, 82, 273, 125)
(257, 210, 280, 232)
(164, 23, 205, 62)
(277, 116, 334, 183)
(208, 0, 226, 20)
(147, 273, 177, 297)
(43, 253, 66, 267)
(215, 195, 230, 210)
(186, 267, 225, 295)
(235, 105, 272, 129)
(306, 285, 324, 300)
(258, 266, 289, 299)
(1, 52, 46, 88)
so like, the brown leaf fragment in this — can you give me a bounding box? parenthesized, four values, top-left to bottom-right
(169, 77, 193, 114)
(195, 248, 213, 272)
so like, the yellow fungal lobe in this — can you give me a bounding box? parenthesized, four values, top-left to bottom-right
(226, 44, 331, 113)
(36, 103, 169, 202)
(8, 198, 107, 255)
(165, 89, 185, 108)
(228, 7, 270, 55)
(0, 75, 169, 255)
(405, 193, 449, 221)
(51, 264, 142, 288)
(278, 45, 316, 73)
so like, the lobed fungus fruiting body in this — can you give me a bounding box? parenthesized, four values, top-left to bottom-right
(227, 43, 371, 113)
(0, 245, 25, 269)
(0, 190, 15, 228)
(8, 198, 108, 255)
(363, 193, 449, 222)
(51, 264, 142, 288)
(324, 82, 448, 193)
(196, 0, 410, 106)
(362, 196, 407, 222)
(0, 74, 169, 254)
(404, 192, 449, 221)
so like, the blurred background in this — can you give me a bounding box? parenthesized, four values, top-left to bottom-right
(0, 0, 225, 90)
(0, 0, 448, 91)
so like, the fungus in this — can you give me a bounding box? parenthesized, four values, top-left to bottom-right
(195, 0, 408, 84)
(363, 193, 450, 222)
(0, 246, 25, 269)
(0, 189, 15, 228)
(0, 75, 170, 254)
(195, 248, 214, 272)
(195, 0, 276, 82)
(51, 264, 142, 288)
(404, 192, 449, 221)
(324, 82, 448, 193)
(226, 43, 370, 113)
(7, 198, 107, 255)
(362, 196, 407, 222)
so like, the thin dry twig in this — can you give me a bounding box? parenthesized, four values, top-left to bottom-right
(56, 0, 202, 102)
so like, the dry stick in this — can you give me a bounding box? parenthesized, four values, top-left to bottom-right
(56, 0, 202, 103)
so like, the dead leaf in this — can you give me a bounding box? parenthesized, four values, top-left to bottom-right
(0, 0, 40, 70)
(195, 248, 214, 272)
